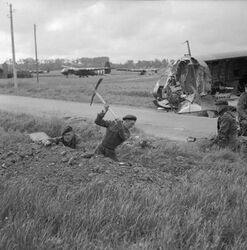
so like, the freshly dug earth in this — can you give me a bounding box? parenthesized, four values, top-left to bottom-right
(0, 136, 194, 191)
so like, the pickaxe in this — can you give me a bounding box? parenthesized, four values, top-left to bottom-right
(90, 78, 117, 118)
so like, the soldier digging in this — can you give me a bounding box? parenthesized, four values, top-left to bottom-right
(94, 104, 137, 161)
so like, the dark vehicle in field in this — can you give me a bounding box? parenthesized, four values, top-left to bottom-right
(61, 61, 111, 78)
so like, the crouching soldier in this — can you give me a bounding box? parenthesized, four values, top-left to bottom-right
(48, 125, 83, 149)
(94, 104, 137, 161)
(214, 100, 238, 151)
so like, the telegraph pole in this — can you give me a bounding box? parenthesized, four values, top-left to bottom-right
(9, 3, 18, 88)
(34, 24, 39, 83)
(185, 40, 192, 57)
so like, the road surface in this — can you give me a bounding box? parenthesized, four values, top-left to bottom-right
(0, 94, 217, 141)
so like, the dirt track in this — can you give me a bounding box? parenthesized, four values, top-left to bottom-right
(0, 94, 217, 141)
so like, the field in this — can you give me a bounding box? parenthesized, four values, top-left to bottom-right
(1, 111, 247, 249)
(0, 70, 163, 109)
(1, 70, 247, 249)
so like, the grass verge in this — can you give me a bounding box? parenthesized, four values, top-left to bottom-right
(0, 111, 247, 249)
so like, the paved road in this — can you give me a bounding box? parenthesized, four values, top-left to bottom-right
(0, 94, 217, 141)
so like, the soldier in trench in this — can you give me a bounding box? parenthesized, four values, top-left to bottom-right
(48, 125, 84, 150)
(93, 104, 137, 161)
(213, 100, 239, 151)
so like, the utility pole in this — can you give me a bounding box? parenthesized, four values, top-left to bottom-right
(185, 40, 192, 57)
(34, 24, 39, 83)
(183, 40, 198, 96)
(9, 3, 18, 88)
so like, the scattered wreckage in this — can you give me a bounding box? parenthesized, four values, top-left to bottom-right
(152, 55, 236, 117)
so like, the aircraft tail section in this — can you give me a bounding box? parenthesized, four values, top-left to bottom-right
(104, 61, 111, 74)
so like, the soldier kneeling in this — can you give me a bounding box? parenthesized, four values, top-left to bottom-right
(214, 100, 239, 151)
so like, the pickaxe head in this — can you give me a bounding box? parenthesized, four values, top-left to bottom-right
(90, 78, 103, 106)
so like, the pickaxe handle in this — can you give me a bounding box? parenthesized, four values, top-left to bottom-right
(95, 91, 117, 118)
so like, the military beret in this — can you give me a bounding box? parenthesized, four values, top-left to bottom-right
(62, 125, 73, 136)
(215, 100, 228, 106)
(122, 114, 137, 121)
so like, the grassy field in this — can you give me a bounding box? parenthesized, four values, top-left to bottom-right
(0, 70, 163, 109)
(1, 111, 247, 249)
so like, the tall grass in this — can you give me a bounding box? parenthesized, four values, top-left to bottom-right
(1, 111, 247, 249)
(1, 162, 247, 249)
(0, 111, 64, 137)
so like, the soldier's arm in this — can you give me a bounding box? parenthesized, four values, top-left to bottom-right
(94, 111, 112, 128)
(94, 105, 111, 128)
(48, 136, 62, 144)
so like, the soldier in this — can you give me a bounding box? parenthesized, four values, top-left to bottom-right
(94, 104, 137, 161)
(237, 85, 247, 135)
(48, 125, 83, 149)
(215, 100, 238, 150)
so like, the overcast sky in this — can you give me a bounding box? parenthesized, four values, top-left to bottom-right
(0, 0, 246, 64)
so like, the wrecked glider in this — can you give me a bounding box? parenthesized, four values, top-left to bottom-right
(152, 55, 235, 117)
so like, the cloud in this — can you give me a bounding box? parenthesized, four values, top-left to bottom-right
(0, 0, 247, 63)
(46, 19, 64, 32)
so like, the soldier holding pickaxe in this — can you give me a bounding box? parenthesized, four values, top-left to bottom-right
(90, 78, 137, 161)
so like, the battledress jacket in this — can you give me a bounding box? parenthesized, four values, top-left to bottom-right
(237, 92, 247, 122)
(51, 134, 82, 149)
(95, 111, 130, 151)
(217, 110, 238, 149)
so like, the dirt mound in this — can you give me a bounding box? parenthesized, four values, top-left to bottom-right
(0, 140, 182, 193)
(0, 111, 201, 194)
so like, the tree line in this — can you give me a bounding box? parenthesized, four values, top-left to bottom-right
(5, 57, 170, 71)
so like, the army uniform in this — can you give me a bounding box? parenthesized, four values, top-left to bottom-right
(51, 134, 82, 149)
(50, 126, 83, 149)
(94, 111, 136, 161)
(216, 105, 238, 150)
(237, 92, 247, 136)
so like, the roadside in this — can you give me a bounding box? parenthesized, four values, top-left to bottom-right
(0, 94, 217, 141)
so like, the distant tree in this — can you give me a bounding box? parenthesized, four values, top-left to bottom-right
(153, 59, 162, 68)
(162, 58, 169, 68)
(76, 57, 110, 67)
(13, 57, 171, 72)
(18, 58, 35, 70)
(125, 60, 134, 68)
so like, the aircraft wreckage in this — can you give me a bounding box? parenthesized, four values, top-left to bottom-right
(152, 55, 236, 117)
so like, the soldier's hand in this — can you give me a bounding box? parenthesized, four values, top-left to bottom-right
(43, 139, 52, 146)
(104, 104, 109, 113)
